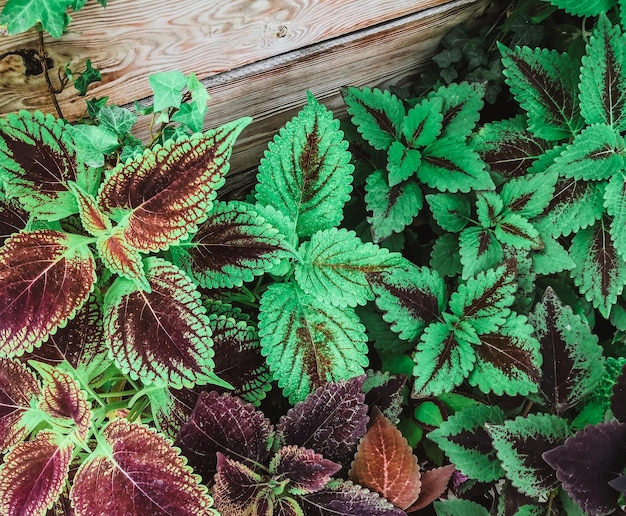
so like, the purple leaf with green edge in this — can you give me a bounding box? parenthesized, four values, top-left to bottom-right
(103, 257, 224, 389)
(68, 183, 111, 237)
(72, 418, 218, 516)
(0, 194, 28, 246)
(362, 371, 406, 425)
(205, 300, 271, 405)
(406, 464, 456, 512)
(96, 229, 150, 291)
(175, 390, 273, 481)
(534, 177, 605, 238)
(548, 124, 624, 181)
(486, 413, 569, 499)
(402, 96, 443, 148)
(256, 92, 354, 238)
(458, 226, 503, 280)
(429, 82, 484, 141)
(295, 228, 400, 308)
(171, 200, 293, 289)
(97, 117, 251, 252)
(419, 139, 494, 194)
(270, 445, 341, 494)
(496, 482, 543, 516)
(276, 376, 368, 465)
(494, 212, 542, 251)
(0, 111, 83, 221)
(569, 217, 626, 318)
(0, 430, 73, 516)
(529, 287, 604, 414)
(411, 320, 476, 398)
(605, 171, 626, 260)
(212, 452, 272, 516)
(341, 87, 404, 151)
(472, 116, 552, 180)
(0, 230, 96, 358)
(387, 141, 421, 187)
(299, 479, 406, 516)
(543, 421, 626, 515)
(611, 363, 626, 422)
(498, 43, 584, 141)
(426, 193, 471, 233)
(367, 261, 445, 342)
(259, 282, 368, 403)
(428, 404, 505, 483)
(580, 14, 626, 131)
(147, 385, 199, 440)
(364, 170, 423, 243)
(0, 358, 40, 452)
(31, 362, 91, 440)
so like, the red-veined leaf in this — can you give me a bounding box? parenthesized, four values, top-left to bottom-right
(270, 445, 341, 494)
(96, 229, 150, 291)
(71, 418, 217, 516)
(69, 183, 111, 236)
(0, 230, 96, 357)
(349, 407, 420, 509)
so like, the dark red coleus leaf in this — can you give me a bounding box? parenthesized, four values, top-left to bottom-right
(406, 464, 456, 512)
(0, 196, 28, 246)
(175, 391, 273, 482)
(270, 445, 341, 494)
(276, 376, 369, 465)
(543, 421, 626, 515)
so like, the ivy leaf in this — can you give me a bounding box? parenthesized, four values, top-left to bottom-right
(72, 418, 217, 515)
(98, 105, 137, 136)
(270, 445, 341, 494)
(172, 73, 210, 132)
(0, 230, 95, 358)
(256, 92, 354, 238)
(0, 111, 83, 220)
(367, 261, 446, 341)
(300, 479, 406, 516)
(0, 195, 28, 246)
(171, 200, 292, 288)
(402, 96, 443, 148)
(499, 44, 583, 140)
(98, 117, 251, 252)
(259, 282, 368, 403)
(486, 414, 569, 499)
(0, 358, 40, 452)
(276, 376, 369, 465)
(103, 257, 222, 389)
(459, 226, 503, 280)
(296, 228, 398, 308)
(364, 170, 423, 242)
(430, 82, 484, 140)
(500, 170, 559, 218)
(68, 124, 119, 168)
(543, 421, 626, 515)
(529, 287, 604, 414)
(175, 391, 273, 481)
(427, 193, 471, 233)
(428, 404, 505, 482)
(569, 218, 626, 318)
(0, 430, 72, 516)
(148, 71, 188, 112)
(349, 407, 421, 510)
(342, 87, 404, 150)
(0, 0, 74, 37)
(547, 124, 624, 180)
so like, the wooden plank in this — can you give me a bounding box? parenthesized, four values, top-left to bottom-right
(0, 0, 453, 118)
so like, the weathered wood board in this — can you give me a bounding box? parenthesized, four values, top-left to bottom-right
(0, 0, 496, 191)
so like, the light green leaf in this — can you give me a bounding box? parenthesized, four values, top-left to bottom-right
(426, 193, 471, 233)
(172, 73, 209, 132)
(459, 226, 503, 280)
(429, 82, 484, 141)
(98, 105, 137, 137)
(258, 282, 368, 403)
(532, 235, 575, 275)
(476, 191, 504, 228)
(402, 96, 443, 148)
(387, 141, 420, 186)
(68, 124, 119, 168)
(0, 0, 74, 37)
(494, 212, 541, 250)
(431, 233, 462, 277)
(434, 499, 490, 516)
(149, 71, 188, 112)
(500, 170, 559, 218)
(604, 171, 626, 258)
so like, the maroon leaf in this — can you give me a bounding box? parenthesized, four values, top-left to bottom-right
(176, 391, 273, 482)
(363, 372, 406, 424)
(0, 230, 96, 357)
(0, 430, 73, 516)
(0, 358, 40, 452)
(0, 196, 28, 246)
(406, 465, 456, 512)
(543, 421, 626, 515)
(276, 376, 369, 465)
(270, 446, 341, 494)
(72, 418, 217, 516)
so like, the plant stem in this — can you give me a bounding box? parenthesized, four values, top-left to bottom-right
(38, 30, 65, 119)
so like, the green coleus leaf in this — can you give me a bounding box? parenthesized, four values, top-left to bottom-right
(419, 138, 494, 193)
(97, 117, 251, 252)
(529, 287, 604, 414)
(580, 14, 626, 131)
(402, 96, 443, 148)
(0, 111, 84, 221)
(495, 212, 542, 251)
(429, 82, 484, 141)
(476, 191, 503, 228)
(431, 232, 463, 277)
(547, 124, 624, 180)
(367, 261, 446, 341)
(342, 86, 404, 150)
(295, 228, 399, 308)
(427, 193, 471, 233)
(0, 358, 40, 452)
(259, 282, 368, 403)
(569, 218, 626, 318)
(499, 44, 584, 140)
(103, 257, 222, 389)
(428, 404, 505, 482)
(486, 413, 569, 499)
(386, 141, 421, 186)
(545, 0, 615, 16)
(531, 234, 576, 275)
(365, 170, 423, 242)
(433, 499, 490, 516)
(256, 92, 354, 238)
(0, 430, 73, 516)
(500, 170, 559, 218)
(171, 200, 293, 288)
(0, 230, 95, 358)
(0, 0, 75, 37)
(459, 226, 503, 280)
(72, 418, 218, 515)
(605, 171, 626, 258)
